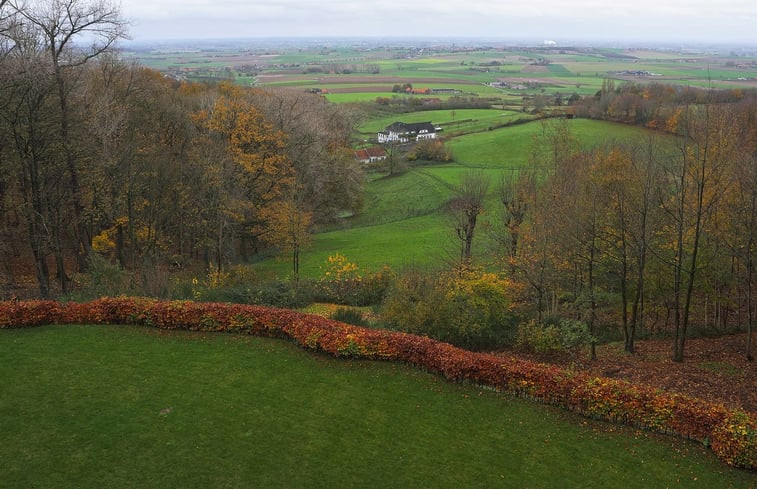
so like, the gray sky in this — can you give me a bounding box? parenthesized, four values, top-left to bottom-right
(121, 0, 757, 45)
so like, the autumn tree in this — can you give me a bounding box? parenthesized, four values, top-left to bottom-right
(83, 62, 198, 269)
(0, 43, 64, 296)
(195, 83, 294, 272)
(716, 101, 757, 360)
(659, 104, 738, 362)
(511, 181, 557, 321)
(590, 139, 662, 353)
(262, 192, 312, 282)
(250, 88, 363, 223)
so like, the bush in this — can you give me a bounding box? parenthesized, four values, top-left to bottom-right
(66, 254, 133, 301)
(330, 307, 368, 327)
(199, 279, 313, 309)
(406, 140, 453, 162)
(314, 255, 394, 306)
(515, 318, 594, 354)
(382, 267, 517, 350)
(178, 266, 314, 309)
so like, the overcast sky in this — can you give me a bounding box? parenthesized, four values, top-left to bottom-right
(121, 0, 757, 45)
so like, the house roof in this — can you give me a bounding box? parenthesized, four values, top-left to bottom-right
(365, 146, 386, 157)
(384, 121, 436, 134)
(354, 146, 386, 160)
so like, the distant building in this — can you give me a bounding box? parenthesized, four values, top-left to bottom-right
(378, 122, 437, 144)
(354, 146, 387, 164)
(430, 88, 462, 94)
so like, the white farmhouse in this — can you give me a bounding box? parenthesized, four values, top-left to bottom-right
(378, 122, 437, 144)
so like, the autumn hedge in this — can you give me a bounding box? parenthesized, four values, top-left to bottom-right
(1, 298, 754, 469)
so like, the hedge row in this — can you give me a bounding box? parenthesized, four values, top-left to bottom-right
(1, 298, 754, 469)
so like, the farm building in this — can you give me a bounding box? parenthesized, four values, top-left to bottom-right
(378, 122, 437, 143)
(354, 146, 387, 164)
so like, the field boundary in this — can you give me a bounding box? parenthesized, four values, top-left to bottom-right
(1, 298, 755, 469)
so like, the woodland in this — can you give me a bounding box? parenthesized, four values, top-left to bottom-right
(0, 0, 755, 367)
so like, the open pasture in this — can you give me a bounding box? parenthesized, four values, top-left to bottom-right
(447, 118, 657, 168)
(260, 119, 670, 277)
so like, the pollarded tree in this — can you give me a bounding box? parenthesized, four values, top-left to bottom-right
(452, 170, 490, 265)
(498, 172, 532, 274)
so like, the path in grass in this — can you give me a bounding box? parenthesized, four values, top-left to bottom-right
(1, 326, 753, 488)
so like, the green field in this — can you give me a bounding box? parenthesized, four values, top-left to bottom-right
(2, 325, 753, 488)
(448, 118, 658, 168)
(125, 43, 757, 99)
(255, 118, 668, 278)
(123, 40, 754, 279)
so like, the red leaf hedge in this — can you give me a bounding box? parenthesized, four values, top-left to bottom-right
(1, 298, 754, 469)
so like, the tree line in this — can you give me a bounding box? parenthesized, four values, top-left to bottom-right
(0, 0, 363, 297)
(485, 104, 755, 361)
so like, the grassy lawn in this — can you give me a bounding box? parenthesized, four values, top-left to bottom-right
(1, 325, 753, 488)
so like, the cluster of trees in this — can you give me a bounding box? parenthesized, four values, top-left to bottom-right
(489, 107, 755, 361)
(0, 0, 363, 297)
(572, 79, 755, 128)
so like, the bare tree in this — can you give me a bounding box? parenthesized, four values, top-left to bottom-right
(452, 170, 490, 265)
(6, 0, 127, 278)
(499, 172, 531, 274)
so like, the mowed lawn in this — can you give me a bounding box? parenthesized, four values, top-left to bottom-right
(1, 325, 753, 488)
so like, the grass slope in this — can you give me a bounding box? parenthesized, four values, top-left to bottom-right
(448, 118, 659, 168)
(1, 326, 753, 488)
(257, 119, 666, 277)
